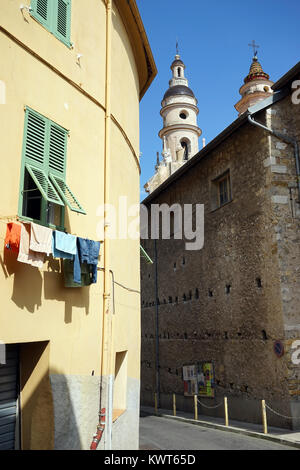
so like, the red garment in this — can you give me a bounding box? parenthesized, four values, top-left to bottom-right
(4, 222, 21, 253)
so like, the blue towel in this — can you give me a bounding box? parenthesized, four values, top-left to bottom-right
(73, 238, 101, 284)
(52, 231, 77, 259)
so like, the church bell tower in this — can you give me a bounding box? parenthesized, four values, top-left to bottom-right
(144, 51, 202, 194)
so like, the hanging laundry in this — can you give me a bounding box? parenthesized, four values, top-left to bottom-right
(4, 222, 21, 253)
(17, 223, 44, 268)
(52, 231, 77, 259)
(63, 259, 93, 288)
(30, 222, 53, 255)
(73, 238, 101, 284)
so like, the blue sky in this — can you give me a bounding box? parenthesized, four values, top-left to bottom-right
(136, 0, 300, 198)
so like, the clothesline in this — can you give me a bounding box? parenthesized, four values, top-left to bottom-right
(4, 221, 101, 288)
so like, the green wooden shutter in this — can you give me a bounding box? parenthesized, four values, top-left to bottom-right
(21, 108, 64, 208)
(49, 123, 66, 176)
(24, 109, 47, 168)
(25, 163, 64, 206)
(49, 174, 86, 214)
(53, 0, 71, 46)
(31, 0, 52, 29)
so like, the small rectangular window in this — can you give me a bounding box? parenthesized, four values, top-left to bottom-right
(211, 170, 232, 211)
(113, 351, 128, 422)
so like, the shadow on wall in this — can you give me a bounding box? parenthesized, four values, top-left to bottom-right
(1, 248, 90, 323)
(20, 341, 82, 450)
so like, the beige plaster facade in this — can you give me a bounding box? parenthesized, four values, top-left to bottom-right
(0, 0, 156, 450)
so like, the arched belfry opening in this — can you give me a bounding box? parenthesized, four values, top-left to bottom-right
(181, 139, 190, 160)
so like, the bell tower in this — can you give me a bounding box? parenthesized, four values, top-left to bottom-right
(145, 52, 202, 194)
(235, 42, 274, 115)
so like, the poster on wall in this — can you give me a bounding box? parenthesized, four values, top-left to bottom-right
(183, 362, 215, 397)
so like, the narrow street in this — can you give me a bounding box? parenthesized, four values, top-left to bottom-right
(139, 415, 298, 451)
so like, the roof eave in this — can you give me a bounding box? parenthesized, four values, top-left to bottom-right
(114, 0, 157, 101)
(272, 61, 300, 91)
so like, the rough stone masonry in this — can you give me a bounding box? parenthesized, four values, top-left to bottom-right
(140, 67, 300, 430)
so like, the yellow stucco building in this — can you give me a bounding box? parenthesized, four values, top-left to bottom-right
(0, 0, 156, 450)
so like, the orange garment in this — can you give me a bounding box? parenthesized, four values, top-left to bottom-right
(4, 222, 21, 253)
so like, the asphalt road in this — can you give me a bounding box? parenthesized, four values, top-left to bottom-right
(139, 415, 298, 451)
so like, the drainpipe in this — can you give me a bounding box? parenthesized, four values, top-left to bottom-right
(154, 239, 160, 408)
(102, 0, 113, 450)
(91, 0, 113, 451)
(247, 113, 300, 201)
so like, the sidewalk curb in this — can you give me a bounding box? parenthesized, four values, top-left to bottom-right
(141, 408, 300, 450)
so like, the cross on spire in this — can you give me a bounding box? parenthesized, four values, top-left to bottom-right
(248, 40, 260, 57)
(176, 40, 179, 56)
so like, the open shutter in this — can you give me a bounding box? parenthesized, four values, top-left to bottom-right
(53, 0, 71, 46)
(49, 123, 66, 176)
(49, 174, 86, 214)
(31, 0, 52, 29)
(25, 164, 64, 206)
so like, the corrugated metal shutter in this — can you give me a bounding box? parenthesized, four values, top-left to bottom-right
(0, 345, 19, 450)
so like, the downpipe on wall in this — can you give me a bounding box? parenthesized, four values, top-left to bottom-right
(247, 113, 300, 202)
(90, 0, 113, 451)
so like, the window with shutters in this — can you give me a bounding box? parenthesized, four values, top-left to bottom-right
(19, 107, 86, 229)
(30, 0, 71, 47)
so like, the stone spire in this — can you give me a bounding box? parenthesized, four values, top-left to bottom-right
(235, 53, 274, 115)
(144, 52, 202, 194)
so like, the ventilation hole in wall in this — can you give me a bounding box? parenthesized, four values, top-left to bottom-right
(174, 262, 176, 270)
(262, 330, 268, 340)
(169, 296, 173, 303)
(167, 333, 170, 339)
(184, 332, 188, 339)
(229, 383, 234, 389)
(256, 277, 262, 288)
(237, 332, 241, 337)
(183, 294, 187, 302)
(150, 334, 153, 339)
(163, 299, 167, 304)
(91, 370, 95, 376)
(148, 274, 151, 278)
(224, 332, 228, 339)
(175, 296, 178, 303)
(216, 379, 220, 385)
(168, 368, 172, 373)
(145, 334, 148, 338)
(146, 302, 148, 307)
(208, 289, 213, 297)
(226, 284, 231, 294)
(195, 288, 199, 299)
(189, 290, 192, 300)
(176, 369, 178, 375)
(182, 257, 185, 265)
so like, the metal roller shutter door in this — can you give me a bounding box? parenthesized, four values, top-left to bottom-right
(0, 345, 19, 450)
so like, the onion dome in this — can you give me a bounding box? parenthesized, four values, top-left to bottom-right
(244, 56, 270, 83)
(171, 58, 185, 70)
(163, 85, 195, 100)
